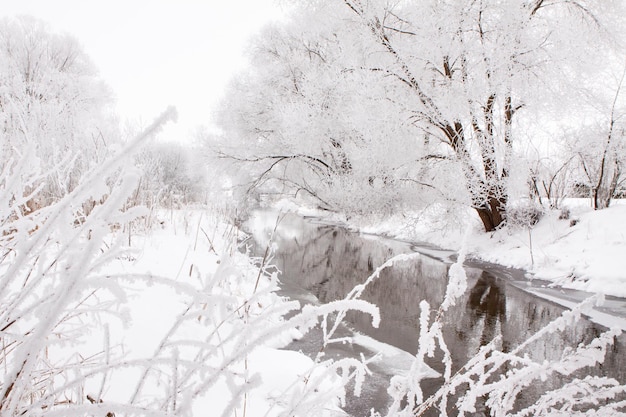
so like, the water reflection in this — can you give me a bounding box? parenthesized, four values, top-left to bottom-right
(464, 272, 508, 350)
(250, 212, 626, 416)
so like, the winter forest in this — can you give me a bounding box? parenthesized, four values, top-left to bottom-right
(2, 0, 626, 416)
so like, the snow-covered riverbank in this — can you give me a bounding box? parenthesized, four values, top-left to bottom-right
(5, 199, 624, 417)
(100, 210, 352, 416)
(273, 199, 626, 299)
(465, 202, 626, 297)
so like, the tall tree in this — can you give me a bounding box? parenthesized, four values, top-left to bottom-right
(337, 0, 624, 230)
(213, 14, 448, 215)
(0, 16, 117, 209)
(568, 70, 626, 210)
(215, 0, 624, 230)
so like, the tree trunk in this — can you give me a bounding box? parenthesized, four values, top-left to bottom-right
(474, 195, 506, 232)
(593, 68, 624, 210)
(593, 159, 620, 210)
(475, 205, 496, 232)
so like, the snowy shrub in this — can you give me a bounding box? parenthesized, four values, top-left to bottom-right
(506, 202, 544, 229)
(0, 108, 175, 416)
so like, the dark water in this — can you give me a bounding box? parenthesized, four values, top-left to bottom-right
(249, 212, 626, 417)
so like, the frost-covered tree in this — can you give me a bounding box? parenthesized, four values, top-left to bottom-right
(0, 16, 118, 209)
(326, 0, 624, 229)
(211, 4, 455, 216)
(569, 70, 626, 209)
(132, 141, 208, 209)
(214, 0, 625, 230)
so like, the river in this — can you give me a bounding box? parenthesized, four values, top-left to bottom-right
(248, 211, 626, 416)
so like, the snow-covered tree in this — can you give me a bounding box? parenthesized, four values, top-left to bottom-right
(569, 69, 626, 209)
(133, 141, 208, 209)
(0, 16, 118, 209)
(214, 0, 625, 230)
(211, 5, 456, 216)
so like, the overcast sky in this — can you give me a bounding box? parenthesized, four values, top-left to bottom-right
(2, 0, 287, 141)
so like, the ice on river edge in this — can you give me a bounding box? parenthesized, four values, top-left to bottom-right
(268, 199, 626, 299)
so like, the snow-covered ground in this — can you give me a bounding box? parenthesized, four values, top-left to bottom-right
(467, 201, 626, 297)
(1, 202, 359, 417)
(384, 200, 626, 299)
(93, 210, 350, 416)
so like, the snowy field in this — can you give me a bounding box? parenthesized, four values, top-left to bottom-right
(1, 203, 360, 416)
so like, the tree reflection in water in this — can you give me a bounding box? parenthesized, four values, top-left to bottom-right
(466, 272, 508, 350)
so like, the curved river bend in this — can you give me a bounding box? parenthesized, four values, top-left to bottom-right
(249, 212, 626, 416)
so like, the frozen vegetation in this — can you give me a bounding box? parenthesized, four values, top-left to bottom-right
(0, 111, 376, 416)
(2, 1, 626, 416)
(3, 153, 625, 416)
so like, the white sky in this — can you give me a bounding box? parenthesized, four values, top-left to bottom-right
(2, 0, 287, 141)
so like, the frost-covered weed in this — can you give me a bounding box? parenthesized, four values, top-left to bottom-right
(372, 255, 626, 417)
(0, 107, 377, 417)
(0, 108, 176, 416)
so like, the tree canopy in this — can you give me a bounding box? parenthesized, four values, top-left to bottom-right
(212, 0, 626, 231)
(0, 16, 118, 209)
